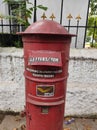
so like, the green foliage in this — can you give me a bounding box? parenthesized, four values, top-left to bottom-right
(86, 36, 91, 42)
(2, 0, 48, 47)
(89, 0, 97, 15)
(3, 0, 48, 27)
(90, 42, 97, 48)
(14, 40, 23, 48)
(0, 34, 23, 47)
(87, 16, 97, 39)
(86, 0, 97, 48)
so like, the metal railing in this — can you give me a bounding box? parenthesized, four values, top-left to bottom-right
(0, 0, 97, 48)
(0, 18, 97, 48)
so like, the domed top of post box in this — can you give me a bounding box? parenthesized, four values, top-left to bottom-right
(19, 20, 75, 37)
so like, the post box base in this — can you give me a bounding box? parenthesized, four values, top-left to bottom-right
(26, 103, 64, 130)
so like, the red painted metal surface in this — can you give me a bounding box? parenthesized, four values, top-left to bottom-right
(19, 19, 75, 36)
(20, 20, 75, 130)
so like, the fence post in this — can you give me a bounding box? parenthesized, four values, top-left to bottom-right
(1, 19, 3, 33)
(67, 14, 73, 32)
(60, 0, 64, 24)
(33, 0, 37, 22)
(0, 16, 4, 33)
(83, 0, 91, 48)
(75, 14, 81, 48)
(91, 20, 96, 47)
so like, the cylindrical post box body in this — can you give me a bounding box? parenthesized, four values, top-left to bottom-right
(20, 20, 75, 130)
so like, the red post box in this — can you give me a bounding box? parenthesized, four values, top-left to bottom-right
(19, 20, 75, 130)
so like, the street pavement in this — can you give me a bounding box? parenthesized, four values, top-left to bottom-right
(0, 114, 97, 130)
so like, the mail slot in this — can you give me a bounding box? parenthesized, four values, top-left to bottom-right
(19, 20, 75, 130)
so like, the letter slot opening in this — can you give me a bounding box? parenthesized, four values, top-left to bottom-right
(41, 106, 49, 114)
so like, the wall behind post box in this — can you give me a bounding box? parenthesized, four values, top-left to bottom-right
(0, 48, 97, 116)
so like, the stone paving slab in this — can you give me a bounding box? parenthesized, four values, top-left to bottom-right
(63, 118, 97, 130)
(0, 114, 97, 130)
(0, 115, 25, 130)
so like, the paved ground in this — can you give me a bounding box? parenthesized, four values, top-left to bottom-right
(0, 114, 97, 130)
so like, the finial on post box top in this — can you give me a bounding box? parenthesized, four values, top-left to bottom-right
(76, 14, 81, 20)
(50, 13, 56, 21)
(41, 13, 47, 20)
(67, 13, 73, 20)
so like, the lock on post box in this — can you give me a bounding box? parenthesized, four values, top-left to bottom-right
(19, 20, 75, 130)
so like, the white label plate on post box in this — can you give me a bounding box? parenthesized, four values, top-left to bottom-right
(28, 51, 62, 67)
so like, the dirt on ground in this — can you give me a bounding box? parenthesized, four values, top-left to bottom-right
(0, 113, 5, 124)
(0, 113, 97, 130)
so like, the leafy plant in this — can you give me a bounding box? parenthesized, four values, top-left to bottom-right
(14, 40, 23, 48)
(2, 0, 48, 48)
(3, 0, 48, 27)
(89, 0, 97, 15)
(87, 16, 97, 42)
(86, 0, 97, 47)
(90, 42, 97, 48)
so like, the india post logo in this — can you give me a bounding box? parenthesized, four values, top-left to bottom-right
(37, 85, 54, 97)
